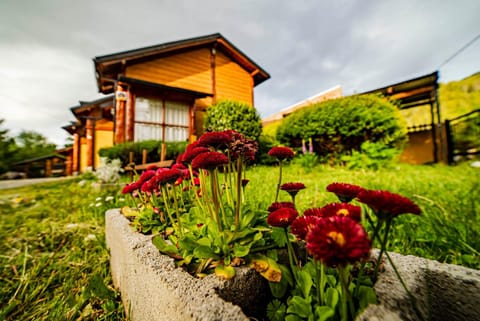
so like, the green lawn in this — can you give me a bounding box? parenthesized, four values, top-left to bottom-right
(0, 162, 478, 320)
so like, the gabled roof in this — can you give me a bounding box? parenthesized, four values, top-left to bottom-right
(69, 95, 114, 115)
(93, 33, 270, 93)
(360, 71, 438, 109)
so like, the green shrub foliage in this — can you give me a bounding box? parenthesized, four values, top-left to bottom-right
(99, 140, 187, 166)
(276, 95, 407, 161)
(204, 100, 262, 140)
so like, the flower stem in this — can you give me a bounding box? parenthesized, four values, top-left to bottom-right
(284, 227, 298, 278)
(373, 218, 392, 282)
(338, 265, 355, 321)
(234, 158, 242, 229)
(274, 161, 283, 202)
(315, 260, 325, 305)
(161, 185, 179, 236)
(210, 169, 223, 232)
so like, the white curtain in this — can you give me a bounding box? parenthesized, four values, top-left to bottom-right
(134, 97, 189, 142)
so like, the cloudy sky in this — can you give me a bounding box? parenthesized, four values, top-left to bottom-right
(1, 0, 479, 146)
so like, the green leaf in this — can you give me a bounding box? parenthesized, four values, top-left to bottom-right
(178, 236, 197, 251)
(233, 243, 251, 257)
(196, 237, 211, 247)
(152, 235, 179, 257)
(286, 296, 312, 318)
(296, 269, 313, 298)
(285, 314, 303, 321)
(266, 299, 287, 321)
(325, 287, 339, 309)
(315, 306, 335, 321)
(193, 245, 219, 259)
(356, 285, 377, 310)
(271, 227, 288, 247)
(215, 264, 236, 280)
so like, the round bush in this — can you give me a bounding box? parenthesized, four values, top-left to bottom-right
(204, 100, 262, 140)
(276, 94, 407, 161)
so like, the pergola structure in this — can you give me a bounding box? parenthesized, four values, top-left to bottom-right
(361, 71, 443, 163)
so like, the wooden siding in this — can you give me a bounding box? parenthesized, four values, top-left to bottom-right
(215, 51, 253, 105)
(126, 48, 212, 94)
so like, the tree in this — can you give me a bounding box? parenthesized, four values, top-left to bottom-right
(13, 130, 57, 163)
(0, 119, 18, 173)
(204, 100, 262, 140)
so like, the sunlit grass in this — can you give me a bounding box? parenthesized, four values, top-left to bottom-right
(0, 178, 126, 321)
(0, 162, 478, 320)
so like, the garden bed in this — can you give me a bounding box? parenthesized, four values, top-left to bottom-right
(106, 209, 480, 321)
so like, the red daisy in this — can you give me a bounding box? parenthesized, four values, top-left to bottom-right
(138, 170, 156, 184)
(156, 169, 182, 185)
(306, 216, 371, 267)
(326, 182, 365, 203)
(182, 147, 210, 164)
(191, 151, 229, 170)
(267, 201, 296, 212)
(267, 207, 299, 228)
(280, 182, 306, 197)
(318, 202, 362, 222)
(267, 146, 295, 161)
(356, 189, 421, 220)
(122, 181, 141, 194)
(303, 207, 323, 217)
(197, 131, 232, 149)
(290, 215, 320, 240)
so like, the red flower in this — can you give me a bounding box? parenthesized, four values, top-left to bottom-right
(122, 181, 141, 194)
(280, 182, 306, 197)
(191, 151, 229, 170)
(326, 182, 365, 203)
(267, 201, 295, 212)
(156, 169, 182, 185)
(306, 216, 371, 267)
(356, 190, 421, 220)
(182, 147, 210, 164)
(303, 207, 323, 216)
(197, 131, 232, 149)
(138, 170, 156, 184)
(267, 207, 299, 228)
(318, 202, 362, 222)
(291, 215, 320, 240)
(268, 146, 295, 161)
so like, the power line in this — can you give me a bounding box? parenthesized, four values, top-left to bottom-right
(438, 32, 480, 69)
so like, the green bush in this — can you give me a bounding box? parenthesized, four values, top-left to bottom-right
(99, 140, 187, 167)
(276, 94, 407, 162)
(341, 141, 400, 170)
(204, 100, 262, 140)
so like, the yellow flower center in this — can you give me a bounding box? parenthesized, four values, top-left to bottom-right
(328, 231, 346, 247)
(336, 208, 350, 216)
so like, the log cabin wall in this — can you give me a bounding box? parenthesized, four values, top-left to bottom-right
(215, 50, 253, 105)
(125, 48, 212, 94)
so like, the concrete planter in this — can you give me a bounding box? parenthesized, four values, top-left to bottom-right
(105, 209, 269, 321)
(106, 209, 480, 321)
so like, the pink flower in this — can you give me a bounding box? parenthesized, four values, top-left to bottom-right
(197, 131, 232, 149)
(280, 182, 306, 197)
(267, 202, 295, 212)
(318, 202, 362, 222)
(291, 215, 320, 240)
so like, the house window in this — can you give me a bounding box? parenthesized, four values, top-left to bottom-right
(134, 97, 190, 142)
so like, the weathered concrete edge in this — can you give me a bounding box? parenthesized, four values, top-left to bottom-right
(105, 208, 250, 321)
(357, 249, 480, 321)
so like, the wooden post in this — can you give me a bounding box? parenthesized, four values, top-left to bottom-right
(45, 159, 52, 177)
(86, 119, 93, 168)
(160, 143, 167, 161)
(115, 83, 127, 144)
(142, 149, 148, 164)
(129, 151, 134, 164)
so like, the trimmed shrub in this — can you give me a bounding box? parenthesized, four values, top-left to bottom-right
(99, 140, 187, 167)
(204, 100, 262, 140)
(276, 94, 407, 162)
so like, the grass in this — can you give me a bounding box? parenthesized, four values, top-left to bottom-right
(0, 162, 478, 320)
(0, 178, 126, 321)
(246, 162, 480, 269)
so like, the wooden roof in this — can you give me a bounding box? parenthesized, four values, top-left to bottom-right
(70, 95, 114, 115)
(360, 71, 439, 109)
(93, 33, 270, 94)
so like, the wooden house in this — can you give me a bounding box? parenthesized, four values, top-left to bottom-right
(94, 33, 269, 144)
(64, 33, 269, 173)
(63, 95, 114, 173)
